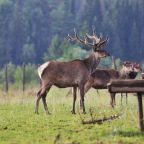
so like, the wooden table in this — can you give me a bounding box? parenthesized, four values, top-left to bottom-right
(107, 79, 144, 131)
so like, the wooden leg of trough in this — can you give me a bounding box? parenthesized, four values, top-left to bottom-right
(137, 93, 144, 132)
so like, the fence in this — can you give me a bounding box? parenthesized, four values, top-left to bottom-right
(0, 63, 39, 92)
(0, 57, 117, 93)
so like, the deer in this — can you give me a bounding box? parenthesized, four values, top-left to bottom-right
(35, 27, 110, 114)
(70, 61, 141, 113)
(120, 62, 142, 105)
(84, 61, 141, 108)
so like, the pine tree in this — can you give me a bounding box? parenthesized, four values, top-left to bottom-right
(10, 0, 25, 64)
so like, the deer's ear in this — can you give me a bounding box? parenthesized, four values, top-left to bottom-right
(123, 61, 127, 66)
(123, 61, 131, 66)
(135, 63, 142, 71)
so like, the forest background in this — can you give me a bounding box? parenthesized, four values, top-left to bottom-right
(0, 0, 144, 86)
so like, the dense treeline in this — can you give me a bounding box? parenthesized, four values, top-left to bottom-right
(0, 0, 144, 65)
(0, 63, 38, 89)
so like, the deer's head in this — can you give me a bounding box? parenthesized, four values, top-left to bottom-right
(122, 61, 141, 79)
(133, 63, 142, 72)
(67, 27, 110, 58)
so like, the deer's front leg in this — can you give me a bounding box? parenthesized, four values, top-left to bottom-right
(84, 78, 94, 94)
(80, 85, 86, 114)
(71, 87, 77, 114)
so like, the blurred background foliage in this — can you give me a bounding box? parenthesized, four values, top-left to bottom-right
(0, 0, 144, 65)
(0, 0, 143, 87)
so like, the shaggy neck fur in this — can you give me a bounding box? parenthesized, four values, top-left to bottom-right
(84, 53, 100, 74)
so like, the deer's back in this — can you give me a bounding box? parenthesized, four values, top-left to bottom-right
(91, 69, 120, 89)
(41, 60, 90, 87)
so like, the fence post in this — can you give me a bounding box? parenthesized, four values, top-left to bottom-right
(22, 63, 26, 92)
(137, 92, 144, 131)
(112, 56, 117, 70)
(5, 64, 8, 93)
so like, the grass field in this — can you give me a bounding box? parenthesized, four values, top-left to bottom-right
(0, 87, 144, 144)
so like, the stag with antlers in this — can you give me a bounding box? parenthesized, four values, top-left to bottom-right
(35, 27, 109, 114)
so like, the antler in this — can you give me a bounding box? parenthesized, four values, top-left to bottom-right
(67, 27, 109, 50)
(85, 26, 109, 49)
(85, 26, 101, 44)
(97, 36, 109, 49)
(67, 28, 93, 46)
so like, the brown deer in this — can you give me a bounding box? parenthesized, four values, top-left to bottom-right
(120, 62, 142, 105)
(35, 28, 109, 114)
(85, 61, 141, 108)
(71, 61, 140, 113)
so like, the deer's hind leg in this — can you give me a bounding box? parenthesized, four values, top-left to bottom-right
(110, 92, 116, 108)
(42, 85, 52, 115)
(126, 93, 128, 104)
(35, 89, 42, 114)
(121, 93, 123, 105)
(35, 84, 51, 114)
(79, 81, 93, 110)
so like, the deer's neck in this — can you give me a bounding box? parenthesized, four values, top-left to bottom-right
(84, 53, 100, 74)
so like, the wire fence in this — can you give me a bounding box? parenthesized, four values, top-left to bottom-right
(0, 63, 40, 93)
(0, 57, 118, 93)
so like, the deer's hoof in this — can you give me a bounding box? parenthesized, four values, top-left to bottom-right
(71, 110, 76, 115)
(35, 111, 39, 115)
(46, 111, 51, 115)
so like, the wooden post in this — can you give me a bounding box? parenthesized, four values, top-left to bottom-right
(5, 64, 8, 93)
(112, 56, 117, 70)
(22, 63, 25, 92)
(137, 93, 144, 131)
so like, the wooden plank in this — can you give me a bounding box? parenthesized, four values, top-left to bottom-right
(110, 80, 144, 87)
(107, 79, 144, 132)
(137, 93, 144, 131)
(109, 87, 144, 93)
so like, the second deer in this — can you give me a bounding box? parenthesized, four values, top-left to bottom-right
(71, 61, 141, 114)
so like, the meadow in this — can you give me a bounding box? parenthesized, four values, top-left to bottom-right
(0, 87, 144, 144)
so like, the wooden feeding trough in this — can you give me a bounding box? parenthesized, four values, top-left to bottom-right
(108, 79, 144, 132)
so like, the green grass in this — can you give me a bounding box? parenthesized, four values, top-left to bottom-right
(0, 87, 144, 144)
